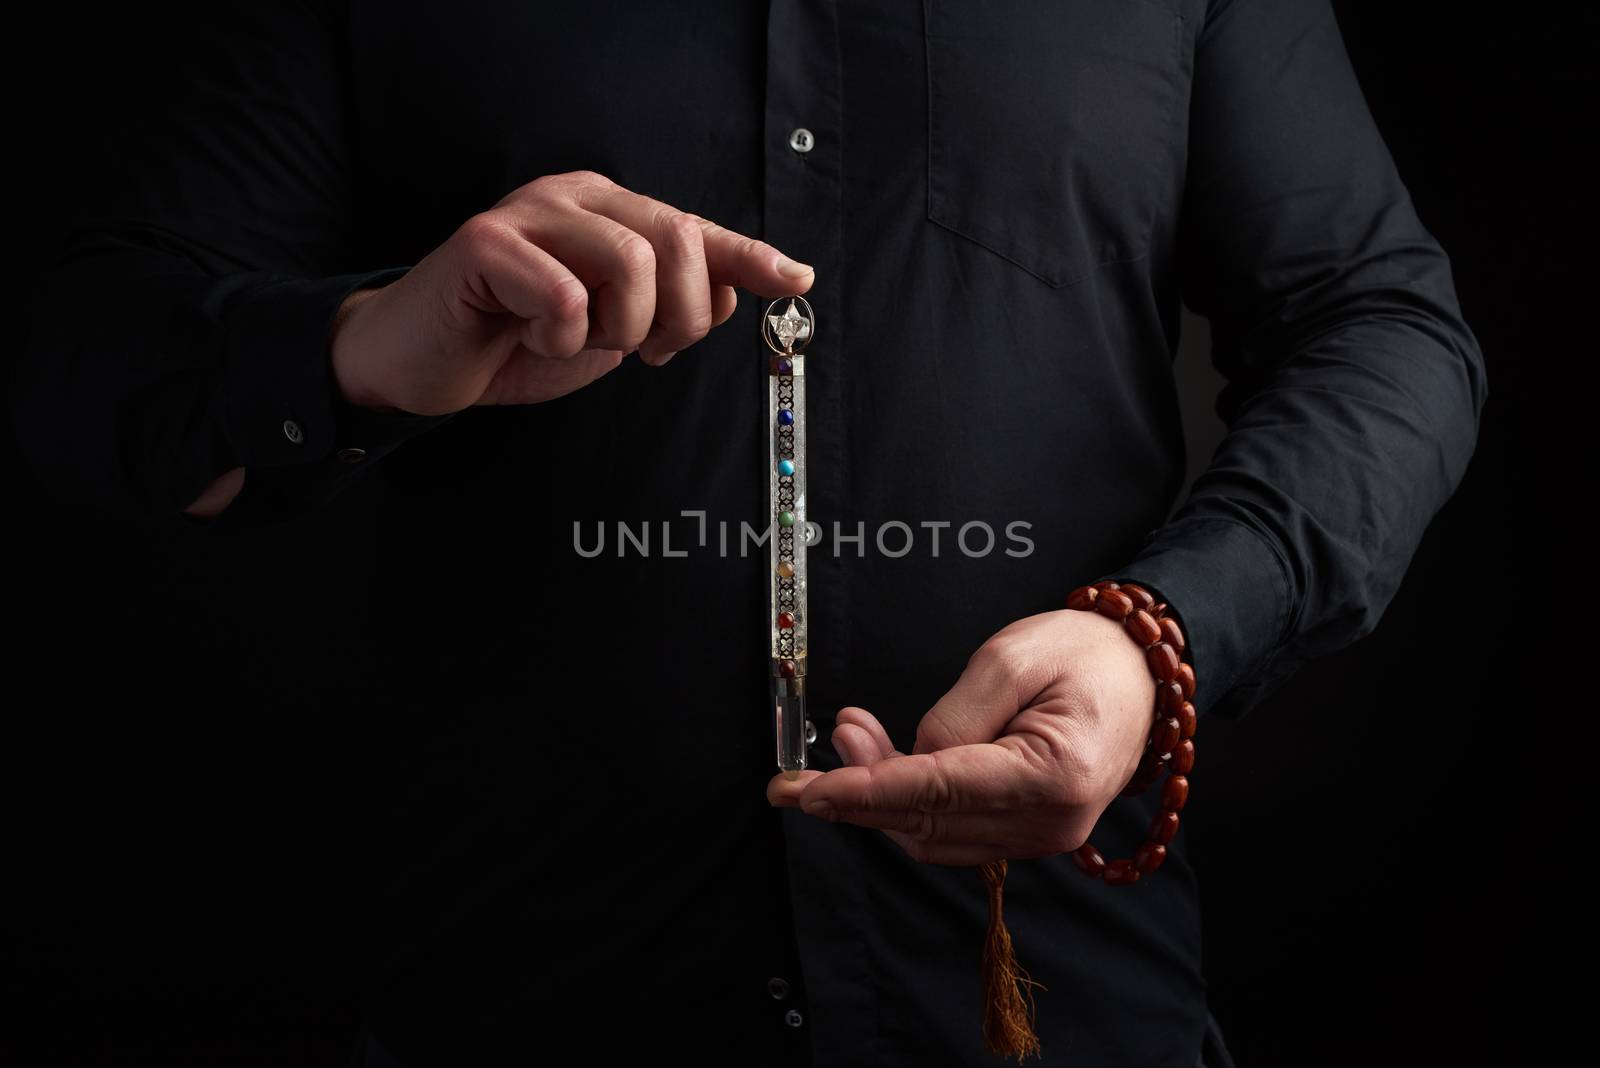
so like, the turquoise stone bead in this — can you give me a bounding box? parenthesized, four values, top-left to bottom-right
(778, 511, 796, 527)
(777, 459, 795, 477)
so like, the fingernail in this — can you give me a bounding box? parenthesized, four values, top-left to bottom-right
(804, 799, 835, 819)
(776, 256, 815, 279)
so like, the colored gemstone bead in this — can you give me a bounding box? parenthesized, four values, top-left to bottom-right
(777, 459, 795, 477)
(1072, 844, 1106, 877)
(777, 612, 795, 629)
(1177, 702, 1197, 739)
(778, 511, 796, 527)
(1096, 589, 1134, 620)
(778, 409, 794, 425)
(1120, 584, 1155, 612)
(1146, 642, 1180, 681)
(1126, 609, 1161, 646)
(779, 660, 798, 678)
(1066, 585, 1099, 611)
(1102, 859, 1141, 885)
(776, 561, 795, 578)
(777, 357, 793, 375)
(1133, 842, 1167, 874)
(1152, 716, 1181, 755)
(1158, 616, 1185, 655)
(1149, 811, 1180, 845)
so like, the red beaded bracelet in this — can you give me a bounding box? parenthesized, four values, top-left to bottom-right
(1065, 579, 1196, 885)
(979, 579, 1199, 1061)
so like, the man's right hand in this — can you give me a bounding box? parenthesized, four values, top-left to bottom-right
(331, 169, 816, 416)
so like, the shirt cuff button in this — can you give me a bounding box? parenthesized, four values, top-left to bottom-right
(282, 419, 304, 444)
(337, 447, 368, 463)
(767, 977, 790, 1000)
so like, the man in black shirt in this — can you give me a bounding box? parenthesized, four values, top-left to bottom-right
(12, 2, 1486, 1066)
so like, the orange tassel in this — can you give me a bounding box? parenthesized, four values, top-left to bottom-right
(979, 859, 1044, 1061)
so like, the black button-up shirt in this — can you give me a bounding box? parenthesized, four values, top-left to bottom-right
(12, 2, 1486, 1065)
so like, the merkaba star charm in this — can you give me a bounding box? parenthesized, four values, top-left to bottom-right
(767, 299, 812, 351)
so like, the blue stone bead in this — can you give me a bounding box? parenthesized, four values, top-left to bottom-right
(777, 459, 795, 477)
(778, 409, 794, 426)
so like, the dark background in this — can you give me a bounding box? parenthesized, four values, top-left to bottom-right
(4, 3, 1566, 1065)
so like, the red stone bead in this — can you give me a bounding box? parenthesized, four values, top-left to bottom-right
(1156, 681, 1186, 715)
(1103, 859, 1141, 885)
(1170, 739, 1195, 775)
(1072, 843, 1106, 877)
(1133, 842, 1167, 874)
(779, 660, 798, 678)
(1177, 702, 1197, 739)
(776, 612, 795, 629)
(1125, 610, 1161, 647)
(1146, 642, 1180, 681)
(1152, 717, 1181, 755)
(1175, 662, 1196, 699)
(1158, 616, 1185, 655)
(1162, 775, 1189, 812)
(1095, 589, 1134, 620)
(1149, 811, 1180, 845)
(1152, 602, 1168, 618)
(1092, 580, 1121, 592)
(1067, 585, 1099, 611)
(1120, 584, 1155, 612)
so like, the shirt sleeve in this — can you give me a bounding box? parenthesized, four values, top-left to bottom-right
(10, 2, 452, 534)
(1096, 0, 1488, 719)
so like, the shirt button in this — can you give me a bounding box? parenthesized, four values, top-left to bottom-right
(282, 419, 304, 444)
(767, 977, 790, 1000)
(784, 1009, 804, 1028)
(788, 127, 814, 153)
(337, 447, 368, 463)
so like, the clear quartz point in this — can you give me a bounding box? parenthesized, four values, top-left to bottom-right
(774, 675, 808, 774)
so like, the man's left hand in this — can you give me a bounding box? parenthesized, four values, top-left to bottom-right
(767, 608, 1156, 866)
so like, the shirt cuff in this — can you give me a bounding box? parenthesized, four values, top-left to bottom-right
(199, 266, 456, 526)
(1094, 517, 1295, 720)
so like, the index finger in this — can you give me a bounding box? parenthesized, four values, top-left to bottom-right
(687, 214, 816, 296)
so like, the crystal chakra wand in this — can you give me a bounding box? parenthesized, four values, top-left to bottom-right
(764, 295, 815, 780)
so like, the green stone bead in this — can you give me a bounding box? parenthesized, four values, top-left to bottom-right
(778, 511, 796, 527)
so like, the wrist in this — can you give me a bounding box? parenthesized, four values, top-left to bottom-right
(1072, 606, 1159, 775)
(1063, 579, 1196, 886)
(330, 286, 397, 411)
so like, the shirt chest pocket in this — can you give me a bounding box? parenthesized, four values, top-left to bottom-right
(924, 0, 1187, 289)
